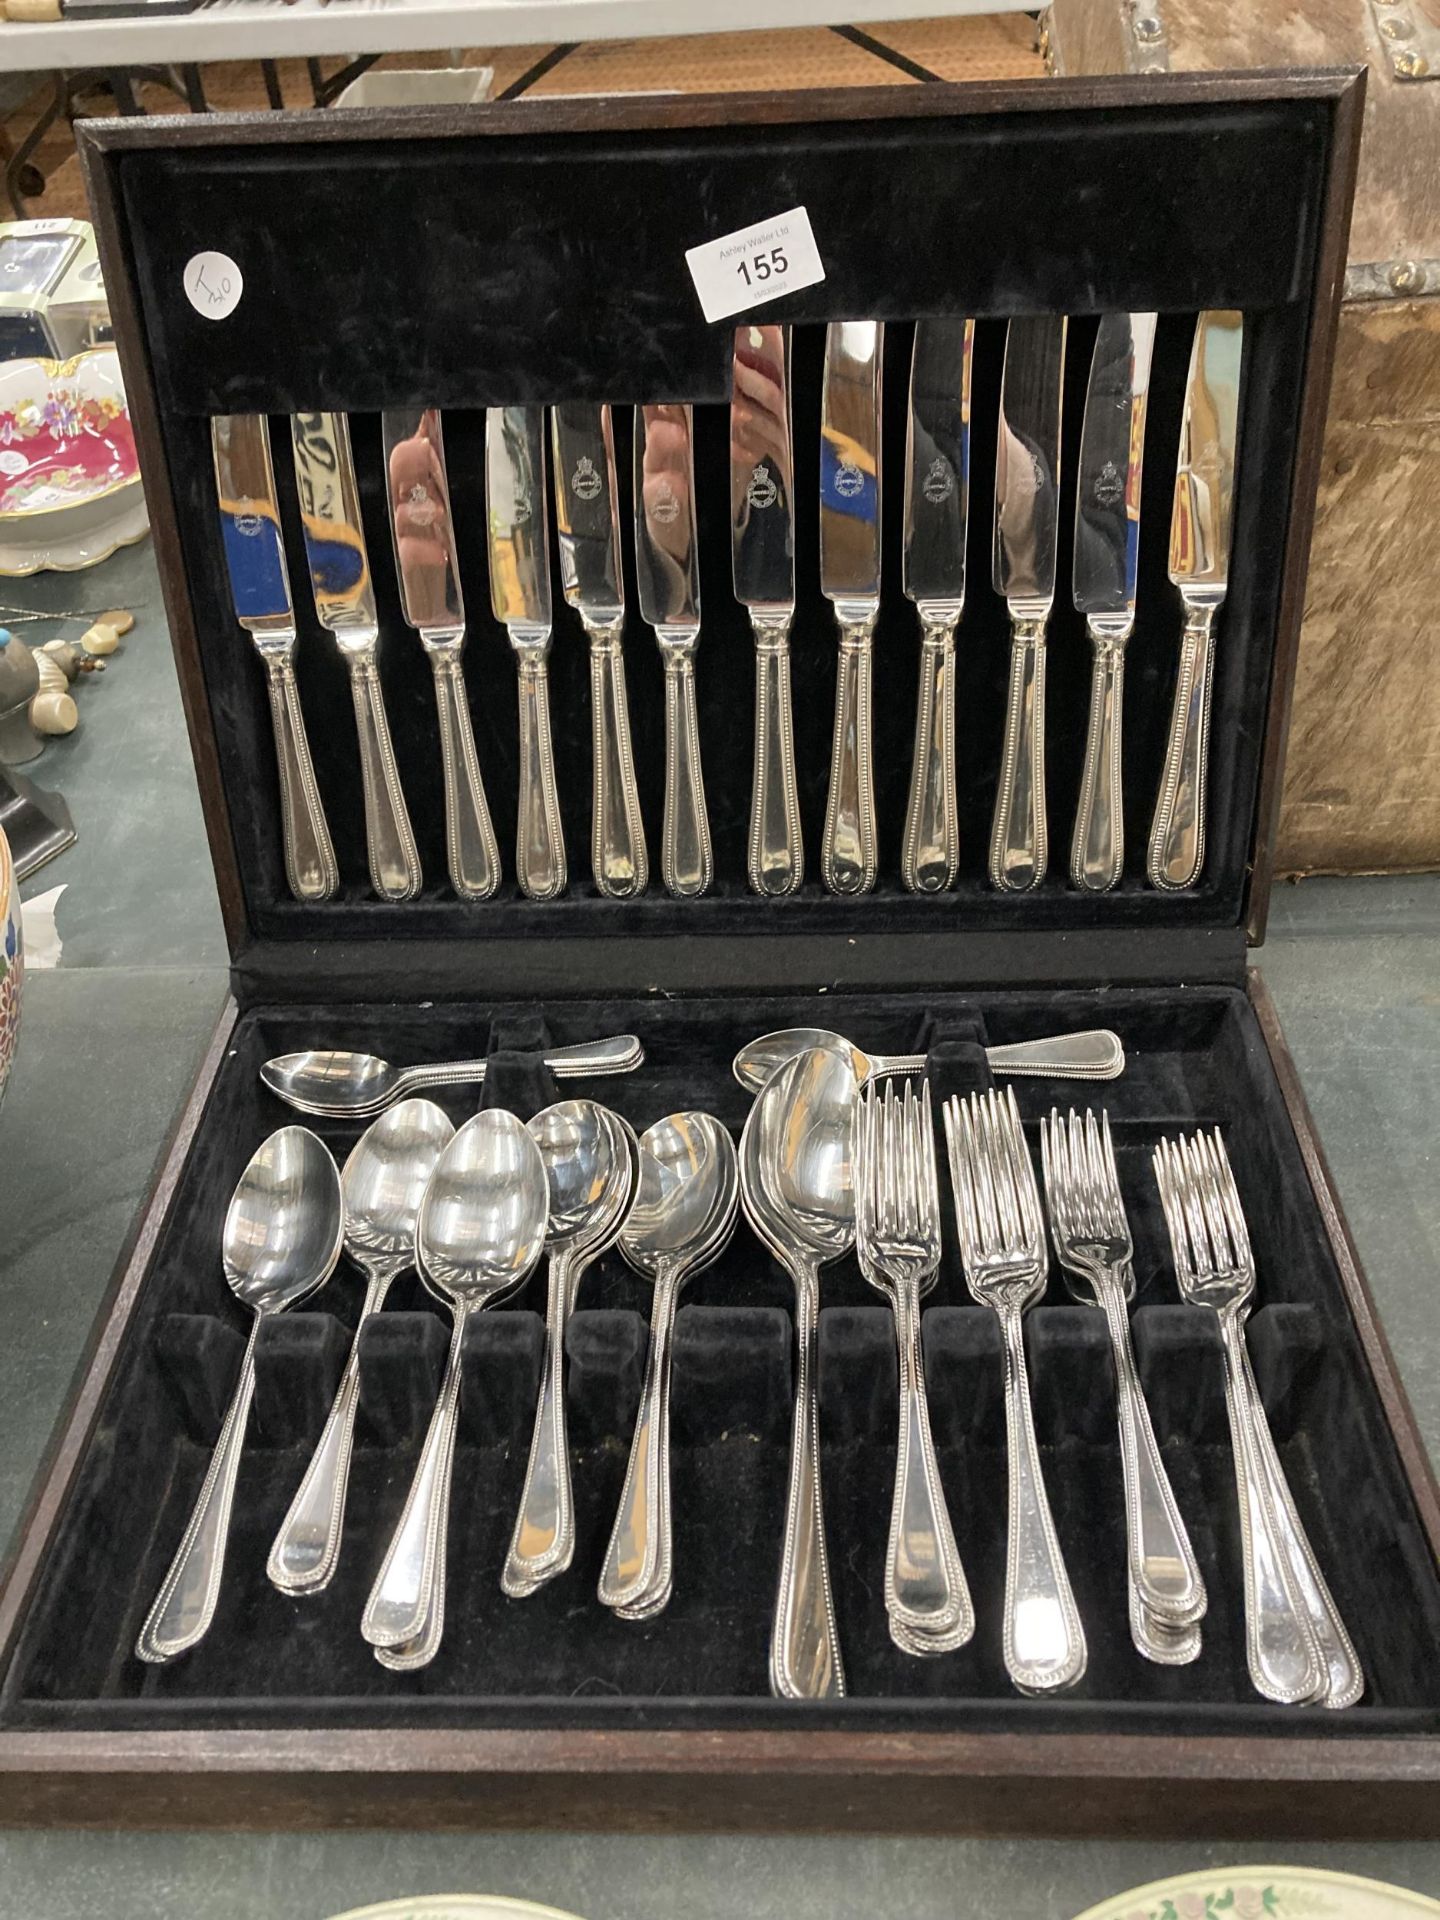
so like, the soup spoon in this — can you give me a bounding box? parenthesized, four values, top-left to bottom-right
(136, 1126, 343, 1664)
(267, 1099, 455, 1596)
(503, 1102, 633, 1597)
(741, 1046, 856, 1700)
(362, 1109, 548, 1667)
(732, 1025, 1123, 1094)
(261, 1034, 644, 1119)
(598, 1112, 739, 1619)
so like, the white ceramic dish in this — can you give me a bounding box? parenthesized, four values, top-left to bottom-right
(0, 347, 147, 574)
(1075, 1865, 1440, 1920)
(330, 1899, 586, 1920)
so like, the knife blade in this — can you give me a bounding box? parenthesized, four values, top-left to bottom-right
(486, 404, 566, 900)
(291, 410, 422, 902)
(212, 413, 337, 904)
(818, 319, 883, 896)
(1070, 311, 1157, 893)
(552, 402, 648, 899)
(635, 402, 712, 898)
(381, 406, 500, 901)
(731, 321, 801, 897)
(989, 313, 1067, 893)
(1148, 310, 1243, 891)
(901, 317, 973, 894)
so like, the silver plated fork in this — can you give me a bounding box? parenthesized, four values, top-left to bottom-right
(1042, 1108, 1206, 1664)
(943, 1086, 1087, 1693)
(1154, 1129, 1363, 1708)
(856, 1082, 973, 1654)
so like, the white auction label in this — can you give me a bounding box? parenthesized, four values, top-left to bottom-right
(684, 207, 824, 324)
(183, 250, 243, 321)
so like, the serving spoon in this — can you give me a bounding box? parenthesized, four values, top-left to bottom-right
(733, 1026, 1123, 1094)
(598, 1111, 739, 1619)
(267, 1099, 455, 1596)
(361, 1109, 548, 1668)
(740, 1047, 857, 1700)
(261, 1034, 645, 1120)
(136, 1126, 343, 1664)
(503, 1102, 633, 1597)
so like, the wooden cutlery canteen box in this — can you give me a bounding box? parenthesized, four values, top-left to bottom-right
(3, 69, 1440, 1836)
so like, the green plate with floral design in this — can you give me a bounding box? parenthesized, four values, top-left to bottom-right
(1076, 1866, 1440, 1920)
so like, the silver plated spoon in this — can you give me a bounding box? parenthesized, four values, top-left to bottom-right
(598, 1112, 739, 1618)
(361, 1109, 548, 1668)
(733, 1026, 1123, 1094)
(503, 1102, 633, 1597)
(136, 1127, 343, 1663)
(260, 1034, 645, 1120)
(267, 1099, 455, 1596)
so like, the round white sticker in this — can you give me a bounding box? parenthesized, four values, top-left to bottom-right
(183, 250, 243, 321)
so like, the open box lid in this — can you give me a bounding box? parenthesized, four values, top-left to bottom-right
(76, 71, 1362, 1006)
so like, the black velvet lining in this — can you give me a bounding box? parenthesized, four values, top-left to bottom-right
(4, 984, 1439, 1736)
(100, 89, 1331, 951)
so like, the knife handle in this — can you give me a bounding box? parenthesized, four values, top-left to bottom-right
(1148, 600, 1217, 892)
(515, 650, 568, 901)
(589, 621, 648, 899)
(1070, 630, 1127, 894)
(659, 636, 712, 898)
(821, 615, 878, 896)
(428, 646, 501, 901)
(257, 644, 339, 903)
(988, 613, 1048, 893)
(345, 648, 422, 903)
(749, 616, 803, 897)
(902, 613, 959, 894)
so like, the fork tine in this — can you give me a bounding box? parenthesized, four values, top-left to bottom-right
(967, 1097, 1000, 1256)
(943, 1095, 981, 1265)
(858, 1083, 875, 1244)
(1177, 1134, 1218, 1276)
(918, 1082, 940, 1237)
(1001, 1087, 1042, 1252)
(1208, 1127, 1254, 1267)
(1153, 1136, 1192, 1281)
(1191, 1132, 1234, 1272)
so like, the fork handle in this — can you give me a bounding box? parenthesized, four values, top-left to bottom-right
(771, 1268, 845, 1699)
(886, 1284, 973, 1638)
(1097, 1272, 1206, 1627)
(1218, 1314, 1326, 1704)
(998, 1302, 1086, 1692)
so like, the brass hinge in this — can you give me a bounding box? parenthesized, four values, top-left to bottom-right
(1367, 0, 1440, 78)
(1346, 257, 1440, 299)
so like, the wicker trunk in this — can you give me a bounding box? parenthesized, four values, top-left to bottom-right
(1049, 0, 1440, 872)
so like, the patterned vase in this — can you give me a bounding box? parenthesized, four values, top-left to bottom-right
(0, 818, 20, 1110)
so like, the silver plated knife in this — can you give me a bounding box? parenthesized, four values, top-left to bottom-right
(1071, 312, 1157, 892)
(381, 407, 501, 901)
(487, 405, 567, 901)
(1148, 310, 1243, 892)
(990, 314, 1067, 893)
(552, 403, 648, 898)
(731, 322, 802, 897)
(819, 320, 883, 896)
(902, 318, 973, 894)
(635, 402, 712, 898)
(212, 414, 338, 904)
(291, 411, 422, 903)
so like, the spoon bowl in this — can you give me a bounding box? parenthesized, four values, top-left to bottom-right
(764, 1045, 858, 1265)
(343, 1097, 456, 1261)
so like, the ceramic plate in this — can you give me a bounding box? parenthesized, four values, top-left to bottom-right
(1075, 1865, 1440, 1920)
(329, 1899, 586, 1920)
(0, 347, 147, 574)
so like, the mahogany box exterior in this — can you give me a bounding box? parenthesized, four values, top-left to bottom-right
(3, 72, 1440, 1835)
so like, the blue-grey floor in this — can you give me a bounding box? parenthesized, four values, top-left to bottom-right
(0, 544, 1437, 1917)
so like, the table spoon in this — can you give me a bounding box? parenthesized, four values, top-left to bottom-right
(503, 1103, 634, 1596)
(361, 1110, 548, 1666)
(733, 1026, 1123, 1094)
(598, 1112, 739, 1617)
(260, 1033, 645, 1119)
(741, 1046, 857, 1700)
(136, 1127, 343, 1663)
(267, 1099, 454, 1595)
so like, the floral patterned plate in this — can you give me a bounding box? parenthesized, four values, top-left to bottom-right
(0, 347, 147, 574)
(1076, 1865, 1440, 1920)
(329, 1898, 585, 1920)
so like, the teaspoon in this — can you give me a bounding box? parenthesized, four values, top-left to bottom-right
(261, 1034, 644, 1119)
(503, 1102, 633, 1596)
(136, 1126, 343, 1663)
(267, 1099, 455, 1596)
(598, 1112, 738, 1618)
(734, 1026, 1123, 1094)
(361, 1109, 548, 1668)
